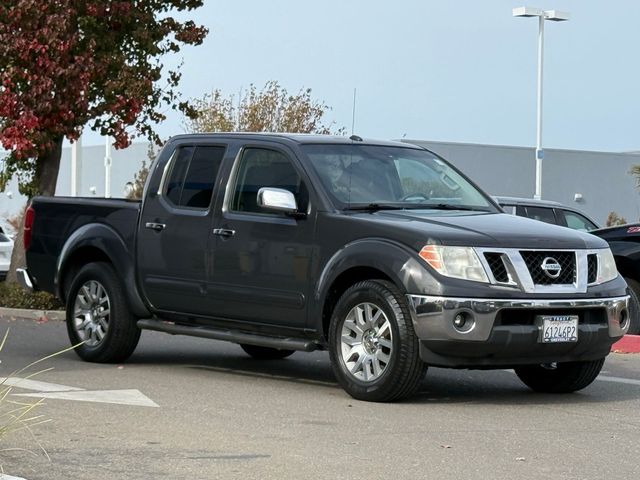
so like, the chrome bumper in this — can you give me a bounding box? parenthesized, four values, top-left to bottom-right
(16, 268, 35, 293)
(406, 294, 630, 342)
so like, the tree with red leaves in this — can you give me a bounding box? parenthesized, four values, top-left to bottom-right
(0, 0, 208, 198)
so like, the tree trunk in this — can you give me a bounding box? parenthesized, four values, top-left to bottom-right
(5, 136, 64, 284)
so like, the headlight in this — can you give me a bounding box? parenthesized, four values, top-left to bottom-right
(418, 245, 489, 283)
(597, 248, 618, 284)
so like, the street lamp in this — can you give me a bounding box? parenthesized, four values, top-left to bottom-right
(513, 6, 569, 200)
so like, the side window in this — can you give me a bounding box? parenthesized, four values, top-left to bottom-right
(500, 204, 517, 215)
(231, 148, 308, 214)
(165, 147, 193, 205)
(164, 146, 225, 209)
(562, 210, 598, 232)
(525, 206, 557, 225)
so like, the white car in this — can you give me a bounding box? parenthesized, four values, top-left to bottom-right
(0, 227, 14, 281)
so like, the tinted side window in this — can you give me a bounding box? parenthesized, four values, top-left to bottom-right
(164, 146, 225, 209)
(165, 147, 193, 205)
(231, 148, 307, 214)
(562, 210, 598, 232)
(181, 146, 226, 208)
(525, 206, 557, 225)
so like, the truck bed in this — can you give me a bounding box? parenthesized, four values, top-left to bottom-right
(27, 196, 140, 295)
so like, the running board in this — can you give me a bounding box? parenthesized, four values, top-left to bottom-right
(137, 319, 320, 352)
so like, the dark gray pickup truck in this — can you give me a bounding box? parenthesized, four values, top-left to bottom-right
(18, 133, 629, 402)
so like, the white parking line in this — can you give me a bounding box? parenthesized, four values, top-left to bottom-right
(597, 375, 640, 386)
(14, 389, 159, 408)
(0, 377, 82, 392)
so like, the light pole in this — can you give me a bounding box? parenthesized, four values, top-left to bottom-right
(513, 6, 569, 200)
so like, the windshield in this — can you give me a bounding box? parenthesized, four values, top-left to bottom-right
(301, 144, 495, 211)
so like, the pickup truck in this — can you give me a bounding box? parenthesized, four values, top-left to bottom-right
(17, 133, 630, 402)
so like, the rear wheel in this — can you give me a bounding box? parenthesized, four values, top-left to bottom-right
(240, 344, 295, 359)
(66, 262, 140, 363)
(624, 277, 640, 335)
(328, 280, 426, 402)
(515, 358, 605, 393)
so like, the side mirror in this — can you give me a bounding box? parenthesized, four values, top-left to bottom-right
(257, 187, 298, 214)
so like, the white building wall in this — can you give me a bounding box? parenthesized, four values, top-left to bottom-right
(0, 141, 150, 233)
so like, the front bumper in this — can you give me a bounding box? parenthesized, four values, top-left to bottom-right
(407, 294, 629, 368)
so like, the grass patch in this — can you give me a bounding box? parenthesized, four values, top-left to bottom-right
(0, 282, 63, 311)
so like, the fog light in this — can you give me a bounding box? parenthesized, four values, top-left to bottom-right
(619, 309, 629, 330)
(452, 311, 475, 333)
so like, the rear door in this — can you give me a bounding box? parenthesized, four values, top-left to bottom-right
(138, 142, 227, 315)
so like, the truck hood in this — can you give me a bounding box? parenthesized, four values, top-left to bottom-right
(363, 210, 609, 250)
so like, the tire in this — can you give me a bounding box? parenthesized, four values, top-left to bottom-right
(240, 344, 295, 360)
(515, 358, 605, 393)
(624, 277, 640, 335)
(328, 279, 426, 402)
(66, 262, 141, 363)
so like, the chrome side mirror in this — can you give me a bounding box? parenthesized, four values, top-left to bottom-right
(257, 187, 298, 214)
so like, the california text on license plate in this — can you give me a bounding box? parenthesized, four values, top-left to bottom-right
(539, 315, 578, 343)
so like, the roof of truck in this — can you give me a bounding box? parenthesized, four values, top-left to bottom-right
(169, 132, 414, 148)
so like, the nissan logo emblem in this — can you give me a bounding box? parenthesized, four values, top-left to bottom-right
(541, 257, 562, 279)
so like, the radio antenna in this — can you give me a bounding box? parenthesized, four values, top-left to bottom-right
(351, 88, 357, 135)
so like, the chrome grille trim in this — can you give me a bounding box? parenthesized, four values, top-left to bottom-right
(474, 248, 610, 294)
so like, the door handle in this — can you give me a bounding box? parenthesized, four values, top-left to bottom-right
(145, 222, 166, 232)
(213, 228, 236, 238)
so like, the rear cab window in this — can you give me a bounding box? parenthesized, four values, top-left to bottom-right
(164, 145, 226, 210)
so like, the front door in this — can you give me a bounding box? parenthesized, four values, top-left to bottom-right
(138, 143, 226, 315)
(208, 145, 315, 329)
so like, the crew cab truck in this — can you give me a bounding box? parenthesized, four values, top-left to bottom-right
(17, 134, 630, 402)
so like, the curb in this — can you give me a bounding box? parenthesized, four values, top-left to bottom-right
(612, 334, 640, 354)
(0, 307, 65, 322)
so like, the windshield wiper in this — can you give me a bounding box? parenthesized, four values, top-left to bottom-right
(424, 204, 491, 212)
(343, 203, 408, 212)
(344, 203, 490, 212)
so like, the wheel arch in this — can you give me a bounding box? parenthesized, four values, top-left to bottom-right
(56, 223, 150, 317)
(315, 238, 432, 339)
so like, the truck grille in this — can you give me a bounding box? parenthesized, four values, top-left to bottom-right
(587, 254, 598, 284)
(520, 251, 576, 285)
(484, 253, 510, 283)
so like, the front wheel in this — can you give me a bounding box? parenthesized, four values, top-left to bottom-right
(329, 280, 426, 402)
(66, 262, 141, 363)
(515, 358, 605, 393)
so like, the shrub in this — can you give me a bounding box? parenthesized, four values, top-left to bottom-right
(0, 282, 62, 310)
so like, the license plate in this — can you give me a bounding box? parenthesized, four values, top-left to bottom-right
(539, 315, 578, 343)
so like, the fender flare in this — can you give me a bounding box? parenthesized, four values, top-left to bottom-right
(56, 223, 150, 317)
(312, 238, 439, 328)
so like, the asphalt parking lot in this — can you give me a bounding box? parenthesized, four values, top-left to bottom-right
(1, 316, 639, 480)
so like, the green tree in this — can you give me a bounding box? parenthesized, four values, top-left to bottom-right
(187, 81, 344, 134)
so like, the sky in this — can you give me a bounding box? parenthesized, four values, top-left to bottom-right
(81, 0, 640, 153)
